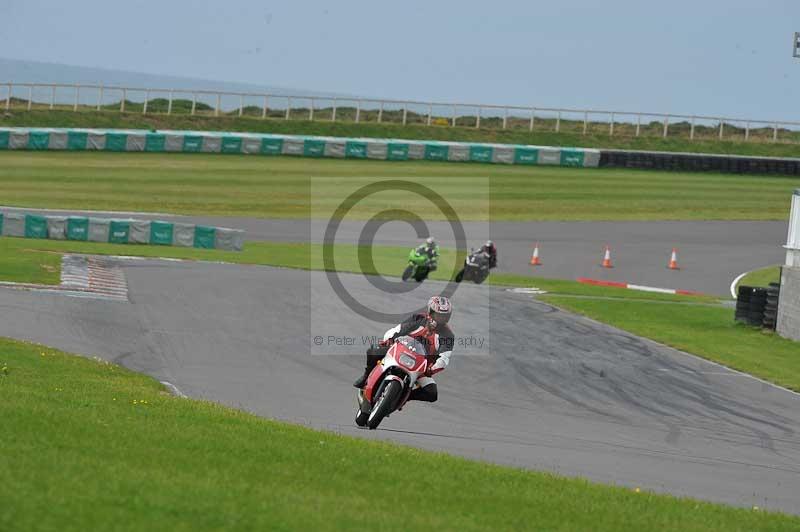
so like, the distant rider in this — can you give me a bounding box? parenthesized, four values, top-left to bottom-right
(479, 240, 498, 268)
(417, 237, 440, 271)
(353, 296, 454, 403)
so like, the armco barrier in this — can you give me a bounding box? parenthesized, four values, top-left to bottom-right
(600, 149, 800, 176)
(0, 212, 245, 251)
(0, 127, 601, 168)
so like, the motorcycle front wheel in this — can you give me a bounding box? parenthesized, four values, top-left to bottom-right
(454, 269, 464, 283)
(402, 265, 414, 281)
(367, 380, 402, 430)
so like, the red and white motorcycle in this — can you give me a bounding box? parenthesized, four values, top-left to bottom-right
(355, 336, 429, 430)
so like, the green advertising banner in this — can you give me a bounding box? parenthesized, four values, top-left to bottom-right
(0, 213, 3, 235)
(424, 144, 449, 161)
(345, 141, 368, 158)
(514, 148, 539, 165)
(560, 149, 585, 167)
(193, 225, 216, 249)
(108, 220, 131, 244)
(182, 135, 203, 152)
(67, 131, 88, 150)
(66, 217, 89, 241)
(221, 136, 243, 153)
(303, 139, 326, 157)
(28, 131, 50, 150)
(105, 133, 128, 152)
(387, 143, 409, 160)
(261, 137, 283, 155)
(150, 221, 174, 245)
(0, 130, 9, 149)
(145, 134, 166, 152)
(24, 214, 48, 239)
(469, 146, 493, 163)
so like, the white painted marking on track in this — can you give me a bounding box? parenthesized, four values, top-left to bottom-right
(0, 205, 173, 217)
(730, 271, 748, 299)
(160, 381, 188, 398)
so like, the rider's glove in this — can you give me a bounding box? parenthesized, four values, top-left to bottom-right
(424, 367, 434, 377)
(425, 318, 437, 331)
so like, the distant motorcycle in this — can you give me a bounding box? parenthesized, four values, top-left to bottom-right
(455, 249, 491, 284)
(355, 336, 430, 430)
(402, 247, 437, 282)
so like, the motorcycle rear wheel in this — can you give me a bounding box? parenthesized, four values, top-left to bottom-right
(367, 380, 402, 430)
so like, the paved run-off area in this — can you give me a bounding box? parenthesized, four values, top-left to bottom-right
(1, 259, 799, 513)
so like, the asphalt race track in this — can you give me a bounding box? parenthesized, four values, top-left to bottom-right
(1, 259, 799, 513)
(3, 207, 787, 296)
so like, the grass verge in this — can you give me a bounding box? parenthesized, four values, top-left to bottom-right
(1, 336, 797, 531)
(0, 236, 717, 303)
(4, 108, 800, 158)
(542, 296, 800, 392)
(1, 151, 799, 220)
(736, 265, 781, 289)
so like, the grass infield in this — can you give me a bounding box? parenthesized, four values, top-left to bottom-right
(1, 151, 799, 220)
(1, 336, 798, 531)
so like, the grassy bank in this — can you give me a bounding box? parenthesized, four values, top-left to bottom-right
(543, 296, 800, 392)
(0, 236, 717, 303)
(4, 108, 800, 158)
(1, 151, 798, 220)
(736, 265, 781, 289)
(1, 336, 797, 531)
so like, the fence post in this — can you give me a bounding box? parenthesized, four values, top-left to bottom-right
(744, 121, 750, 141)
(121, 88, 126, 112)
(718, 119, 724, 140)
(583, 111, 588, 135)
(309, 98, 314, 121)
(477, 107, 482, 129)
(690, 116, 695, 140)
(555, 110, 561, 132)
(377, 101, 383, 123)
(5, 83, 10, 110)
(662, 115, 669, 138)
(262, 95, 268, 119)
(529, 109, 535, 131)
(609, 113, 614, 136)
(285, 97, 291, 120)
(97, 85, 104, 111)
(402, 105, 408, 126)
(503, 108, 508, 129)
(143, 90, 149, 114)
(239, 95, 243, 117)
(635, 114, 641, 136)
(773, 123, 779, 142)
(74, 85, 80, 111)
(215, 93, 220, 117)
(452, 105, 457, 127)
(331, 98, 337, 122)
(50, 85, 56, 109)
(355, 99, 361, 123)
(191, 93, 197, 115)
(427, 103, 432, 126)
(168, 90, 174, 115)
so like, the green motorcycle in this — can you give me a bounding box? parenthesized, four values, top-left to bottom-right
(402, 247, 437, 282)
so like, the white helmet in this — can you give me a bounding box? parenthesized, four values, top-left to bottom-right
(426, 237, 435, 245)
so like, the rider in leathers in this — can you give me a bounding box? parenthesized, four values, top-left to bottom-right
(353, 296, 454, 403)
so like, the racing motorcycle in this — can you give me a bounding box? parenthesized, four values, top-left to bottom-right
(355, 336, 429, 430)
(401, 247, 437, 283)
(454, 248, 491, 284)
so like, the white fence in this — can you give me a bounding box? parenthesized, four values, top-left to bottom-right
(3, 81, 800, 143)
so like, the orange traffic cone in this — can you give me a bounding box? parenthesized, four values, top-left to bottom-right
(530, 243, 542, 266)
(601, 246, 613, 268)
(668, 248, 680, 270)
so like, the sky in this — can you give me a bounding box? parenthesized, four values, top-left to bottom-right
(1, 0, 799, 120)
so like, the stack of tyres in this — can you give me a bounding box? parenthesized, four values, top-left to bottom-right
(747, 287, 768, 326)
(762, 282, 780, 331)
(735, 286, 754, 323)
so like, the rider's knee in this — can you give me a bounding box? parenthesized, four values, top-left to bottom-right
(419, 383, 438, 402)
